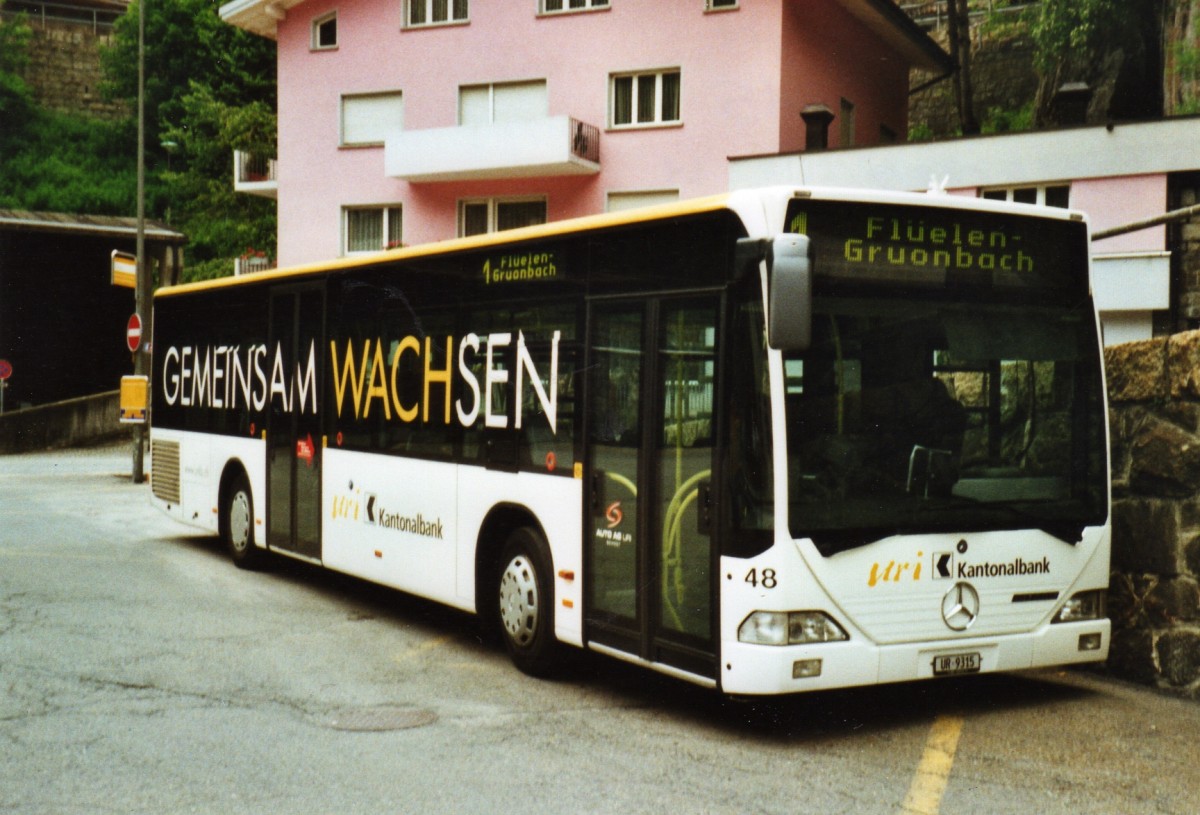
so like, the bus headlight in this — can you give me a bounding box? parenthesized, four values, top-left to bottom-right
(1052, 590, 1106, 623)
(738, 611, 849, 646)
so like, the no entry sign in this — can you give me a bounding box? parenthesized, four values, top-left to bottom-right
(127, 313, 143, 353)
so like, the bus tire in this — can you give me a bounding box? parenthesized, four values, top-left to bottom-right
(496, 526, 558, 677)
(222, 472, 263, 570)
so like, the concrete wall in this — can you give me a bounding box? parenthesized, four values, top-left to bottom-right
(1106, 332, 1200, 696)
(0, 391, 124, 454)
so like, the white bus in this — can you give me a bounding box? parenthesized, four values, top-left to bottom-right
(149, 187, 1110, 695)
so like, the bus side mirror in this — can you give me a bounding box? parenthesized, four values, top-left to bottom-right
(767, 233, 812, 351)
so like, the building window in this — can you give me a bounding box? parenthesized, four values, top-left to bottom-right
(459, 80, 548, 126)
(706, 0, 737, 9)
(460, 198, 547, 237)
(341, 92, 404, 147)
(981, 184, 1071, 209)
(406, 0, 468, 27)
(839, 98, 856, 148)
(610, 69, 681, 128)
(312, 12, 337, 50)
(606, 189, 679, 212)
(540, 0, 609, 13)
(344, 206, 403, 254)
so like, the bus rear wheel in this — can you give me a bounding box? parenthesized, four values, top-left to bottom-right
(222, 472, 263, 570)
(496, 527, 558, 677)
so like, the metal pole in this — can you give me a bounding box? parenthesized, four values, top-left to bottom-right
(1091, 201, 1200, 242)
(132, 0, 146, 484)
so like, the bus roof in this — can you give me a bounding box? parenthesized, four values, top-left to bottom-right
(155, 192, 735, 299)
(156, 186, 1087, 299)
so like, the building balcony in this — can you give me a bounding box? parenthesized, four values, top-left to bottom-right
(233, 150, 278, 198)
(234, 254, 276, 276)
(385, 116, 600, 183)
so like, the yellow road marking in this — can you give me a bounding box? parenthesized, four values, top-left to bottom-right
(900, 714, 965, 815)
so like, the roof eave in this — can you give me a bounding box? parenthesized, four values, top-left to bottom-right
(219, 0, 308, 40)
(833, 0, 955, 75)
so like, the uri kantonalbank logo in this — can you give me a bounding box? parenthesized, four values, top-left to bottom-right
(363, 493, 445, 540)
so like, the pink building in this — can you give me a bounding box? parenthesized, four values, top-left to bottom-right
(220, 0, 950, 267)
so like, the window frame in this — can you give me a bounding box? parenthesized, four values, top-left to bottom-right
(458, 79, 549, 126)
(705, 0, 737, 10)
(343, 205, 403, 256)
(609, 68, 682, 130)
(606, 189, 680, 213)
(458, 196, 548, 237)
(311, 11, 338, 50)
(404, 0, 469, 28)
(980, 184, 1071, 209)
(539, 0, 609, 14)
(340, 91, 404, 148)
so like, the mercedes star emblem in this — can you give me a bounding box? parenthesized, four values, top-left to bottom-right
(941, 582, 980, 631)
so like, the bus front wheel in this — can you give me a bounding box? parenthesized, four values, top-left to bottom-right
(496, 527, 558, 677)
(222, 472, 263, 570)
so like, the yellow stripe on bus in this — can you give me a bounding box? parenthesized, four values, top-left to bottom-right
(154, 193, 733, 299)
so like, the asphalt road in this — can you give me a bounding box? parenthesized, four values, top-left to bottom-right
(2, 443, 1198, 815)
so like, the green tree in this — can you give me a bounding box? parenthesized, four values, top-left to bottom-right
(101, 0, 275, 143)
(159, 83, 276, 280)
(102, 0, 277, 281)
(0, 6, 136, 214)
(1030, 0, 1146, 72)
(1029, 0, 1163, 124)
(0, 6, 32, 119)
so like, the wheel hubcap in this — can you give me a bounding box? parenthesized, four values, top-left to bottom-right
(229, 491, 251, 552)
(499, 555, 539, 647)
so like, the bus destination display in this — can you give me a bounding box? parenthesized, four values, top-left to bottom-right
(787, 199, 1088, 294)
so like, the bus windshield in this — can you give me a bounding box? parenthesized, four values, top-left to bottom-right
(782, 200, 1107, 554)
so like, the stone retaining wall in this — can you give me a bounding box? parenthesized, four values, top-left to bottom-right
(910, 27, 1039, 139)
(18, 18, 126, 120)
(1106, 331, 1200, 696)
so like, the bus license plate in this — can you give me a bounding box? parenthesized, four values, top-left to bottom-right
(933, 652, 981, 676)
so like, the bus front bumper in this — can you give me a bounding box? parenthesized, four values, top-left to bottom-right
(719, 619, 1110, 696)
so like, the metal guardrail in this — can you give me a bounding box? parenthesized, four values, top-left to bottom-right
(0, 0, 124, 33)
(899, 1, 1040, 31)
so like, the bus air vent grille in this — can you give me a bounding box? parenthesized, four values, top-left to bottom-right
(151, 440, 181, 504)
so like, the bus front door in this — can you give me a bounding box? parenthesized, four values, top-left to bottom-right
(586, 297, 719, 679)
(266, 285, 324, 562)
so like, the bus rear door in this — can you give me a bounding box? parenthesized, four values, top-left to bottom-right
(266, 284, 324, 561)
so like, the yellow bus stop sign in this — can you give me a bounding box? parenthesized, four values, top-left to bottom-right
(112, 251, 137, 289)
(120, 375, 148, 424)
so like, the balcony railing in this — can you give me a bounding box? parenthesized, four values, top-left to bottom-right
(386, 115, 601, 183)
(899, 0, 1040, 30)
(233, 150, 278, 198)
(235, 255, 276, 276)
(570, 119, 600, 164)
